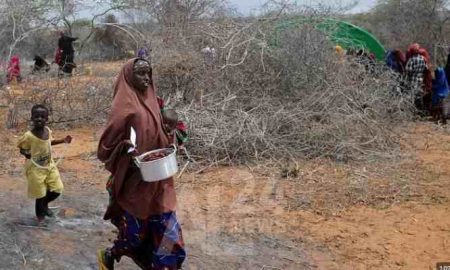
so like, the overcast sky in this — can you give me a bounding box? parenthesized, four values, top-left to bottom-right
(227, 0, 378, 14)
(80, 0, 378, 20)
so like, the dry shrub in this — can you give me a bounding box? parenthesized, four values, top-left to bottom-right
(150, 16, 412, 164)
(4, 73, 113, 128)
(3, 11, 414, 165)
(153, 48, 203, 102)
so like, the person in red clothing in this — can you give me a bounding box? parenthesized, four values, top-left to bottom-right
(54, 47, 62, 66)
(7, 55, 22, 83)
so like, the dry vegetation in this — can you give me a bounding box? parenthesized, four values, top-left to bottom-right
(1, 2, 450, 269)
(2, 7, 416, 166)
(155, 16, 415, 164)
(2, 68, 114, 129)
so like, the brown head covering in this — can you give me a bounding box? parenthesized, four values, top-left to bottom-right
(98, 58, 176, 219)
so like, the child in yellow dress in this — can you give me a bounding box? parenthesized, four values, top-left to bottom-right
(17, 104, 72, 223)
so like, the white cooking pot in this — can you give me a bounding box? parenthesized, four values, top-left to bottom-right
(134, 145, 178, 182)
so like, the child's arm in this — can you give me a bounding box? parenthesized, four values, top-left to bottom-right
(17, 133, 31, 159)
(19, 148, 31, 159)
(51, 135, 72, 146)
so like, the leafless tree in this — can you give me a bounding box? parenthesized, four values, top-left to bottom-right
(358, 0, 450, 55)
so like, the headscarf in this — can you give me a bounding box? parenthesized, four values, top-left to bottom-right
(7, 55, 21, 82)
(97, 58, 176, 220)
(406, 43, 420, 61)
(432, 67, 449, 105)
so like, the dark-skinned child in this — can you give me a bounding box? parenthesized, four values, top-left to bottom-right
(17, 104, 72, 224)
(161, 109, 188, 155)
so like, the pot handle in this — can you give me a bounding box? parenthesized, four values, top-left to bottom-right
(133, 157, 141, 168)
(170, 144, 177, 152)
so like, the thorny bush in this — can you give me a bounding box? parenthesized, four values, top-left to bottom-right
(4, 15, 413, 164)
(154, 18, 413, 164)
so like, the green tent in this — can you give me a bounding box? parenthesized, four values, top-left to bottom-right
(316, 19, 385, 61)
(273, 18, 386, 61)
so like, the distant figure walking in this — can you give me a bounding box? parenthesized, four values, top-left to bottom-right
(58, 31, 78, 75)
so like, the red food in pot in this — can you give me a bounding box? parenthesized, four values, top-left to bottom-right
(141, 150, 169, 162)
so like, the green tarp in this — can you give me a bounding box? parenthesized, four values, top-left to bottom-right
(273, 18, 386, 61)
(316, 19, 386, 61)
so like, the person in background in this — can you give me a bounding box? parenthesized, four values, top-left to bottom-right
(405, 43, 420, 61)
(386, 49, 406, 74)
(405, 43, 428, 114)
(386, 49, 407, 93)
(137, 46, 149, 59)
(137, 42, 151, 61)
(54, 46, 62, 67)
(444, 48, 450, 89)
(431, 67, 449, 124)
(405, 44, 426, 91)
(419, 48, 433, 113)
(32, 55, 51, 73)
(335, 45, 344, 55)
(356, 49, 376, 73)
(7, 55, 22, 83)
(418, 48, 433, 92)
(58, 31, 78, 75)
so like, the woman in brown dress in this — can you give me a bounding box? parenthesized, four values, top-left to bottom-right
(97, 58, 185, 270)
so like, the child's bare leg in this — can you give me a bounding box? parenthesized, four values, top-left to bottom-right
(35, 197, 47, 221)
(44, 191, 60, 204)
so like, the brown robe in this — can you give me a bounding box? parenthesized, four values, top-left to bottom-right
(98, 58, 176, 220)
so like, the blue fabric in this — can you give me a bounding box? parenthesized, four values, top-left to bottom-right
(386, 50, 402, 73)
(110, 211, 186, 269)
(137, 47, 149, 58)
(432, 67, 449, 106)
